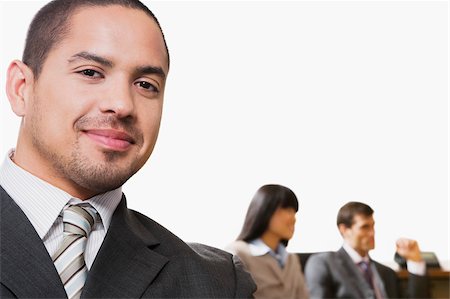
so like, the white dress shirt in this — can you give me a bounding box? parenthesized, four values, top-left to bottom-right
(0, 150, 122, 269)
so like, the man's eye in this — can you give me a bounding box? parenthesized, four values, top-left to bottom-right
(79, 69, 102, 78)
(136, 81, 158, 92)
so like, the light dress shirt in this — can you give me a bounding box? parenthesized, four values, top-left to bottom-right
(343, 241, 426, 299)
(343, 242, 386, 299)
(343, 242, 426, 276)
(248, 238, 288, 267)
(0, 149, 122, 270)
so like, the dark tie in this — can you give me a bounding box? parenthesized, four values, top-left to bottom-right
(358, 261, 374, 289)
(52, 205, 97, 299)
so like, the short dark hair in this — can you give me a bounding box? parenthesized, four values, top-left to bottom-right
(23, 0, 170, 78)
(237, 184, 299, 247)
(336, 201, 374, 228)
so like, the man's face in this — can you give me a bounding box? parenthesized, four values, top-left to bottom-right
(341, 214, 375, 257)
(15, 5, 168, 198)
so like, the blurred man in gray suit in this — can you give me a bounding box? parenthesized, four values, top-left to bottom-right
(0, 1, 255, 298)
(305, 201, 428, 299)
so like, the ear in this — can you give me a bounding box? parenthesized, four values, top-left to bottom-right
(6, 60, 35, 117)
(338, 224, 349, 238)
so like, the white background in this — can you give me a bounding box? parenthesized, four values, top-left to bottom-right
(1, 1, 448, 267)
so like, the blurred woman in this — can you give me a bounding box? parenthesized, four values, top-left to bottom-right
(227, 184, 309, 299)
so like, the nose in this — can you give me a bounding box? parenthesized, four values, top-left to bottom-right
(289, 211, 297, 225)
(99, 78, 135, 118)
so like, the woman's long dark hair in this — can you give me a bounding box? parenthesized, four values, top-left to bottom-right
(237, 184, 299, 246)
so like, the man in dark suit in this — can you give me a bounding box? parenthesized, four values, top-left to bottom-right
(0, 1, 256, 298)
(304, 201, 428, 299)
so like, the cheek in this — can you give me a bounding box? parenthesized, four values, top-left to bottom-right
(280, 212, 296, 225)
(358, 233, 369, 244)
(269, 216, 289, 233)
(29, 103, 74, 147)
(139, 103, 163, 136)
(29, 94, 91, 153)
(35, 95, 79, 135)
(267, 217, 280, 232)
(288, 214, 296, 225)
(345, 230, 356, 241)
(35, 76, 85, 116)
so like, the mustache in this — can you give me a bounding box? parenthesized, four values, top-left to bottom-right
(75, 115, 144, 145)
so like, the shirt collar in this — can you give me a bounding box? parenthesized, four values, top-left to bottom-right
(0, 149, 122, 239)
(248, 238, 288, 266)
(343, 241, 370, 264)
(248, 238, 272, 256)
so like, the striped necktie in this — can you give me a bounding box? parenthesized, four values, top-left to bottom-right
(52, 205, 97, 299)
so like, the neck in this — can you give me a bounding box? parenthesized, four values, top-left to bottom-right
(356, 249, 368, 258)
(261, 232, 281, 252)
(344, 241, 368, 258)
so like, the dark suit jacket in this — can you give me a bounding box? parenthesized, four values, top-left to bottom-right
(0, 186, 256, 298)
(304, 247, 429, 299)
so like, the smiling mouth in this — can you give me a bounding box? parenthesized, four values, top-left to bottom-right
(83, 129, 135, 151)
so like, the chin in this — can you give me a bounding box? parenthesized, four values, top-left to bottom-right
(65, 152, 139, 193)
(73, 169, 132, 194)
(284, 233, 294, 241)
(366, 245, 375, 252)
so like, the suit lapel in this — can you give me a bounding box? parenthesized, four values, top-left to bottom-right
(372, 261, 388, 298)
(336, 248, 368, 298)
(0, 187, 67, 298)
(83, 196, 168, 298)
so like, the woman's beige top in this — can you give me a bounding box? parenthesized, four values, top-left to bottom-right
(227, 240, 309, 299)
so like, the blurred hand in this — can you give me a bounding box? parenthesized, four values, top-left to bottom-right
(396, 238, 422, 262)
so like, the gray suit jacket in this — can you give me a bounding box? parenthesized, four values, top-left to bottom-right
(0, 186, 256, 298)
(304, 248, 429, 299)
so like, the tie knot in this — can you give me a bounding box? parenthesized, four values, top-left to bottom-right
(358, 261, 370, 270)
(63, 204, 97, 237)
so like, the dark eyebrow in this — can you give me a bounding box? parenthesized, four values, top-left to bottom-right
(68, 51, 114, 68)
(68, 51, 166, 79)
(136, 66, 166, 80)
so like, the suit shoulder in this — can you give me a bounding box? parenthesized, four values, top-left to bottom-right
(125, 210, 256, 297)
(188, 242, 233, 263)
(125, 208, 200, 256)
(304, 251, 337, 277)
(126, 209, 235, 262)
(307, 251, 335, 264)
(182, 242, 256, 297)
(187, 242, 252, 279)
(187, 242, 257, 298)
(224, 240, 250, 255)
